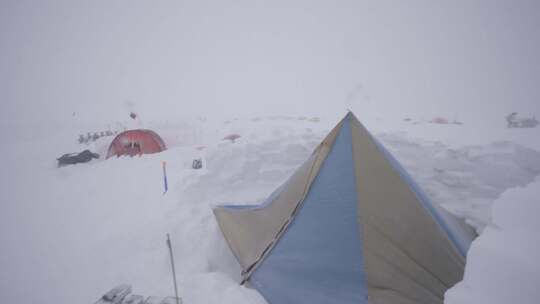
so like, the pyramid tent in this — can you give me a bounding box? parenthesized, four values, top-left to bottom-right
(213, 112, 476, 304)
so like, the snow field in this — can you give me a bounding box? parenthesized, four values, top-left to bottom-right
(1, 115, 539, 304)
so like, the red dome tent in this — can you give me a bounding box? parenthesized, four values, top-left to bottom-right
(106, 129, 166, 158)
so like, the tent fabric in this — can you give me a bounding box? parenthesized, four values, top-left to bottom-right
(213, 112, 476, 304)
(350, 118, 472, 303)
(366, 128, 473, 257)
(213, 119, 344, 274)
(106, 129, 166, 158)
(249, 116, 367, 304)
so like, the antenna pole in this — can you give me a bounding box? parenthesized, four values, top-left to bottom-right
(166, 234, 180, 304)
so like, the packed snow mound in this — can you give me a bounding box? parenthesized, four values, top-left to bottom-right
(445, 177, 540, 304)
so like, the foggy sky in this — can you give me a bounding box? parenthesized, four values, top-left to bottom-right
(1, 0, 539, 125)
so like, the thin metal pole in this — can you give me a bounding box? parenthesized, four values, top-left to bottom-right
(166, 234, 180, 304)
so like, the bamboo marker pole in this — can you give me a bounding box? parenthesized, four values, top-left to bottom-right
(166, 234, 180, 304)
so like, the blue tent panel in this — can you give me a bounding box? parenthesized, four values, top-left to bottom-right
(250, 117, 368, 304)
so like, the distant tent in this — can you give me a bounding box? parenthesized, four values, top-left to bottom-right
(106, 129, 166, 158)
(213, 112, 476, 304)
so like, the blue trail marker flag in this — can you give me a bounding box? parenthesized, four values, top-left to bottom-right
(162, 161, 168, 194)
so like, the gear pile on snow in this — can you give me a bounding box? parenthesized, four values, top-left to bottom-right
(57, 149, 99, 167)
(506, 112, 538, 128)
(94, 285, 181, 304)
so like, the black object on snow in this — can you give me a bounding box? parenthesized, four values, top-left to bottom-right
(192, 158, 203, 169)
(57, 149, 99, 167)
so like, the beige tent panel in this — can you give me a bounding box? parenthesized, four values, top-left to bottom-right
(368, 287, 430, 304)
(363, 225, 448, 304)
(213, 153, 317, 270)
(350, 116, 465, 303)
(213, 118, 345, 273)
